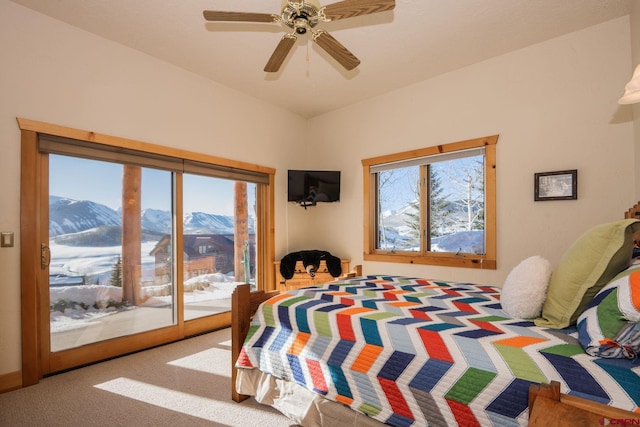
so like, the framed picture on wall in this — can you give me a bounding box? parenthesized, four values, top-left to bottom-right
(534, 169, 577, 201)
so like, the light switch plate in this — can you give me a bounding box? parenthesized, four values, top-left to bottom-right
(1, 232, 14, 247)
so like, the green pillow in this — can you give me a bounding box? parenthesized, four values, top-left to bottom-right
(535, 219, 640, 329)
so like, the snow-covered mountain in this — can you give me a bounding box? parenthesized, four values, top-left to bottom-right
(141, 208, 172, 233)
(183, 211, 236, 234)
(50, 196, 250, 239)
(50, 196, 121, 236)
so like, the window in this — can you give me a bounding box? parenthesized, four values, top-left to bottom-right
(40, 135, 272, 352)
(48, 154, 176, 352)
(19, 117, 275, 380)
(362, 135, 497, 269)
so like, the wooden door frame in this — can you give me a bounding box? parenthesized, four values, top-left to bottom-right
(18, 117, 276, 385)
(20, 127, 41, 386)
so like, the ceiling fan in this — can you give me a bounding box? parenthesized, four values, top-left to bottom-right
(203, 0, 395, 73)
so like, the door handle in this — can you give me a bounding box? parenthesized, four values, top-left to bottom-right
(41, 243, 50, 269)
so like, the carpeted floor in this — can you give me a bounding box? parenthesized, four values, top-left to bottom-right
(0, 328, 294, 426)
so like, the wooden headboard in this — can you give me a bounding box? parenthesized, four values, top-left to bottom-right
(625, 201, 640, 244)
(625, 201, 640, 219)
(527, 202, 640, 424)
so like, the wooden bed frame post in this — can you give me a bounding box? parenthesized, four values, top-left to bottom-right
(231, 284, 251, 402)
(231, 283, 279, 402)
(528, 381, 640, 425)
(231, 267, 362, 402)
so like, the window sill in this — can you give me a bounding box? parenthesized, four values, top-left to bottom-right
(364, 252, 496, 269)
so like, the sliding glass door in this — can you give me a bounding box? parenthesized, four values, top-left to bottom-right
(182, 174, 257, 321)
(46, 154, 264, 356)
(18, 119, 274, 381)
(48, 155, 176, 352)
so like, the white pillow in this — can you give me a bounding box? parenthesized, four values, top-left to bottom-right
(501, 256, 552, 319)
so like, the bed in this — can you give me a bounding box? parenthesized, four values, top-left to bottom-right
(231, 207, 640, 426)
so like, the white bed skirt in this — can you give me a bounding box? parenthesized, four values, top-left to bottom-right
(236, 368, 386, 427)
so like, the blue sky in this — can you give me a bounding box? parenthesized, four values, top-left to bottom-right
(378, 155, 484, 212)
(49, 155, 249, 216)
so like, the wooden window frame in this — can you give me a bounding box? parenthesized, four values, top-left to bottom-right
(362, 135, 498, 269)
(18, 117, 275, 385)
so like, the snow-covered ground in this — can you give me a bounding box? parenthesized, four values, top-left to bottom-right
(378, 230, 485, 253)
(49, 241, 158, 282)
(48, 231, 484, 335)
(49, 242, 246, 333)
(432, 230, 485, 254)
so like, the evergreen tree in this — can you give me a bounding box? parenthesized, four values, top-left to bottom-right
(110, 256, 122, 287)
(405, 196, 420, 241)
(429, 168, 453, 237)
(405, 167, 451, 241)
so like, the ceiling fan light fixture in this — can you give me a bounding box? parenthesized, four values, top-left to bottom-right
(618, 64, 640, 105)
(293, 18, 310, 34)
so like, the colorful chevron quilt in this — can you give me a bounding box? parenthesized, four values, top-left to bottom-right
(236, 276, 640, 426)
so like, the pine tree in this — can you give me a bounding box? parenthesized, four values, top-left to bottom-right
(110, 256, 122, 288)
(429, 169, 453, 237)
(405, 167, 451, 241)
(405, 195, 420, 241)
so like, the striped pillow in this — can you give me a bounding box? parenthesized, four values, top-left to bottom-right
(577, 265, 640, 359)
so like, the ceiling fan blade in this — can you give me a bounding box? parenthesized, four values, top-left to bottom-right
(322, 0, 395, 21)
(203, 11, 277, 23)
(264, 35, 297, 73)
(313, 30, 360, 71)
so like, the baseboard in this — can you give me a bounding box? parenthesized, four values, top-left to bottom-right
(0, 370, 23, 394)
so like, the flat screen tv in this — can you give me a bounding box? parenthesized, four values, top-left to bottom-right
(288, 170, 341, 204)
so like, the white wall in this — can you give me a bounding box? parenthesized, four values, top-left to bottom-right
(631, 3, 640, 197)
(1, 0, 637, 381)
(302, 17, 636, 287)
(0, 0, 306, 376)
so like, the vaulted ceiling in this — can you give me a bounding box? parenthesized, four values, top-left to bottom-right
(10, 0, 635, 118)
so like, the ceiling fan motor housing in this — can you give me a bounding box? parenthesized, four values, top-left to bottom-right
(281, 0, 322, 34)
